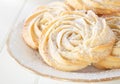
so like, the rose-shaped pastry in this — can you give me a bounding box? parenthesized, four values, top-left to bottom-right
(65, 0, 120, 15)
(94, 16, 120, 69)
(22, 2, 72, 49)
(39, 11, 115, 71)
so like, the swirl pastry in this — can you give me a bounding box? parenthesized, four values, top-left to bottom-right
(94, 16, 120, 69)
(39, 11, 115, 71)
(65, 0, 120, 15)
(22, 2, 72, 49)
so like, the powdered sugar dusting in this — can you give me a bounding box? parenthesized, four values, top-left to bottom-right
(7, 22, 120, 81)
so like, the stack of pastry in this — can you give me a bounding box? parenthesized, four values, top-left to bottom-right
(22, 0, 120, 71)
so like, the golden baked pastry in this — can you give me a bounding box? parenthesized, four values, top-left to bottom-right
(39, 10, 115, 71)
(94, 15, 120, 69)
(65, 0, 84, 10)
(65, 0, 120, 15)
(22, 2, 72, 49)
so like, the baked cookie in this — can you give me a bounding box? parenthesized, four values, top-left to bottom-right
(39, 11, 115, 71)
(65, 0, 120, 15)
(94, 15, 120, 69)
(65, 0, 84, 10)
(22, 2, 72, 49)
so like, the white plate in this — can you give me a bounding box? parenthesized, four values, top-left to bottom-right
(7, 0, 120, 83)
(7, 21, 120, 83)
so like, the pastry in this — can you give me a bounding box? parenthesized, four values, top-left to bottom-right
(39, 10, 115, 71)
(22, 2, 72, 49)
(94, 15, 120, 69)
(83, 0, 120, 14)
(65, 0, 84, 10)
(65, 0, 120, 15)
